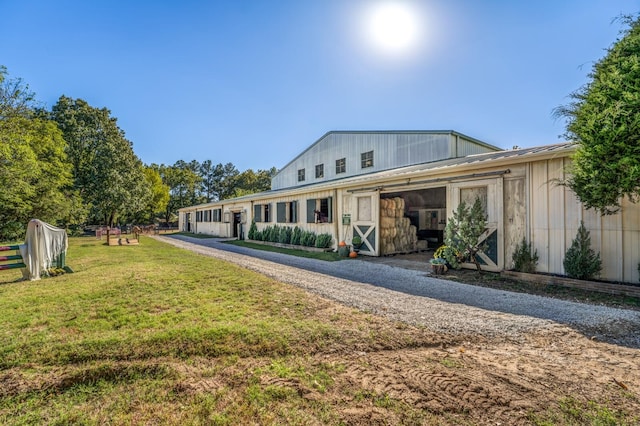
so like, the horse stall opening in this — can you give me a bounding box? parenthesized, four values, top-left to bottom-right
(380, 187, 446, 255)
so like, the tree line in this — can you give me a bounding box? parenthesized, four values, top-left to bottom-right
(0, 66, 275, 241)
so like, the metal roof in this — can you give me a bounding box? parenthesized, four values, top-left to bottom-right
(179, 142, 575, 211)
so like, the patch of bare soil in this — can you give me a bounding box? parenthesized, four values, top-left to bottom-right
(3, 313, 639, 424)
(168, 325, 639, 424)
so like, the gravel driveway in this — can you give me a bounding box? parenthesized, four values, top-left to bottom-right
(158, 235, 640, 348)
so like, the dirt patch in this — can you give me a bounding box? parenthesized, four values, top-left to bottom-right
(3, 310, 639, 424)
(168, 325, 640, 424)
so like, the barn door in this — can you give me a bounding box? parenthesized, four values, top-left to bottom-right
(351, 192, 378, 255)
(449, 178, 504, 271)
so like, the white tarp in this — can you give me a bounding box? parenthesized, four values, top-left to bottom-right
(19, 219, 68, 280)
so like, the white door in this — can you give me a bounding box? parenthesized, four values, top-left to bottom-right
(449, 178, 504, 271)
(349, 192, 379, 256)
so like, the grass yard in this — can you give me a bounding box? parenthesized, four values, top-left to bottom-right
(1, 236, 639, 425)
(0, 237, 444, 425)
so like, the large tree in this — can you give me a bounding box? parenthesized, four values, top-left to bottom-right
(137, 166, 169, 224)
(557, 15, 640, 214)
(233, 167, 276, 197)
(52, 96, 150, 226)
(156, 162, 202, 224)
(0, 67, 80, 240)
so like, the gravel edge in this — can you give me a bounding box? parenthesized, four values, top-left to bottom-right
(156, 235, 640, 347)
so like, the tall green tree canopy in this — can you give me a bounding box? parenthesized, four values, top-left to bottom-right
(557, 15, 640, 214)
(140, 166, 170, 223)
(52, 96, 150, 226)
(0, 67, 79, 240)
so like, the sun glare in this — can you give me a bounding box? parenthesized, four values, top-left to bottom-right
(365, 2, 421, 56)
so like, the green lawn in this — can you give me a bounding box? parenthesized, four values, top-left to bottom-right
(0, 236, 435, 425)
(1, 236, 637, 425)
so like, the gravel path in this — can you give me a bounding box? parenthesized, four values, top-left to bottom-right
(157, 235, 640, 347)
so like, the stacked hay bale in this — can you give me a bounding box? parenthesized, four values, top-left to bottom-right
(379, 197, 418, 255)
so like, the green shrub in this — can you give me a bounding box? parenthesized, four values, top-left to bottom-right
(261, 225, 274, 242)
(315, 233, 332, 248)
(512, 237, 538, 273)
(248, 221, 257, 240)
(444, 197, 487, 271)
(253, 230, 263, 241)
(301, 231, 316, 247)
(278, 226, 292, 244)
(291, 227, 302, 245)
(563, 221, 602, 280)
(270, 225, 281, 243)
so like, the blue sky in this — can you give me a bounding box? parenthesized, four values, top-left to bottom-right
(2, 1, 638, 171)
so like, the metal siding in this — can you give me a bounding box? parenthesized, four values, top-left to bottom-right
(547, 158, 565, 274)
(600, 210, 622, 281)
(525, 157, 639, 283)
(272, 132, 469, 190)
(530, 162, 549, 272)
(622, 197, 640, 282)
(455, 135, 501, 157)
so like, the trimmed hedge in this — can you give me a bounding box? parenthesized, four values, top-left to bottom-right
(249, 224, 332, 248)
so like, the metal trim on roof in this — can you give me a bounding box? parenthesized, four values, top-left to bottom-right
(178, 142, 575, 212)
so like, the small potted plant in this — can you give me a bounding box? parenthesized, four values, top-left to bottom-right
(429, 257, 448, 274)
(351, 235, 363, 252)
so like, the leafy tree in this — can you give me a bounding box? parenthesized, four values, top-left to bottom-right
(200, 159, 216, 202)
(556, 15, 640, 214)
(52, 96, 150, 226)
(156, 161, 202, 225)
(213, 162, 240, 200)
(443, 197, 487, 272)
(563, 221, 602, 280)
(0, 68, 79, 240)
(233, 167, 276, 197)
(0, 65, 38, 119)
(140, 166, 169, 223)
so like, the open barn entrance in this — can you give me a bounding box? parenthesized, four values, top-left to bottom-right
(380, 187, 446, 255)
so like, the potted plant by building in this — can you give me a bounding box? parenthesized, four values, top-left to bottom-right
(351, 234, 363, 252)
(338, 240, 350, 257)
(429, 257, 447, 274)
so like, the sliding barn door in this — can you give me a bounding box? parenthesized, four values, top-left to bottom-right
(449, 178, 504, 271)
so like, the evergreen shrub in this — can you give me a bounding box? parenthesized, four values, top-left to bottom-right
(291, 227, 302, 245)
(315, 233, 332, 248)
(563, 221, 602, 280)
(512, 237, 539, 273)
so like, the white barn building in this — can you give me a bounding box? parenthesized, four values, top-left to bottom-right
(179, 130, 640, 284)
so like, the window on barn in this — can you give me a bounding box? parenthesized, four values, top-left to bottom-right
(336, 158, 346, 174)
(306, 197, 333, 223)
(196, 211, 203, 222)
(254, 203, 272, 222)
(361, 150, 374, 169)
(315, 164, 324, 179)
(298, 168, 305, 182)
(277, 201, 298, 223)
(212, 208, 222, 222)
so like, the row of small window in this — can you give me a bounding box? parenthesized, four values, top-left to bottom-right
(254, 197, 332, 224)
(298, 151, 374, 182)
(195, 209, 223, 222)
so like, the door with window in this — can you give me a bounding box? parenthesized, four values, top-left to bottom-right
(449, 178, 503, 271)
(351, 192, 378, 255)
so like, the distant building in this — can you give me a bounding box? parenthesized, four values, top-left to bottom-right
(179, 130, 640, 283)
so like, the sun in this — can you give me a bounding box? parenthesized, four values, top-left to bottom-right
(365, 2, 421, 55)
